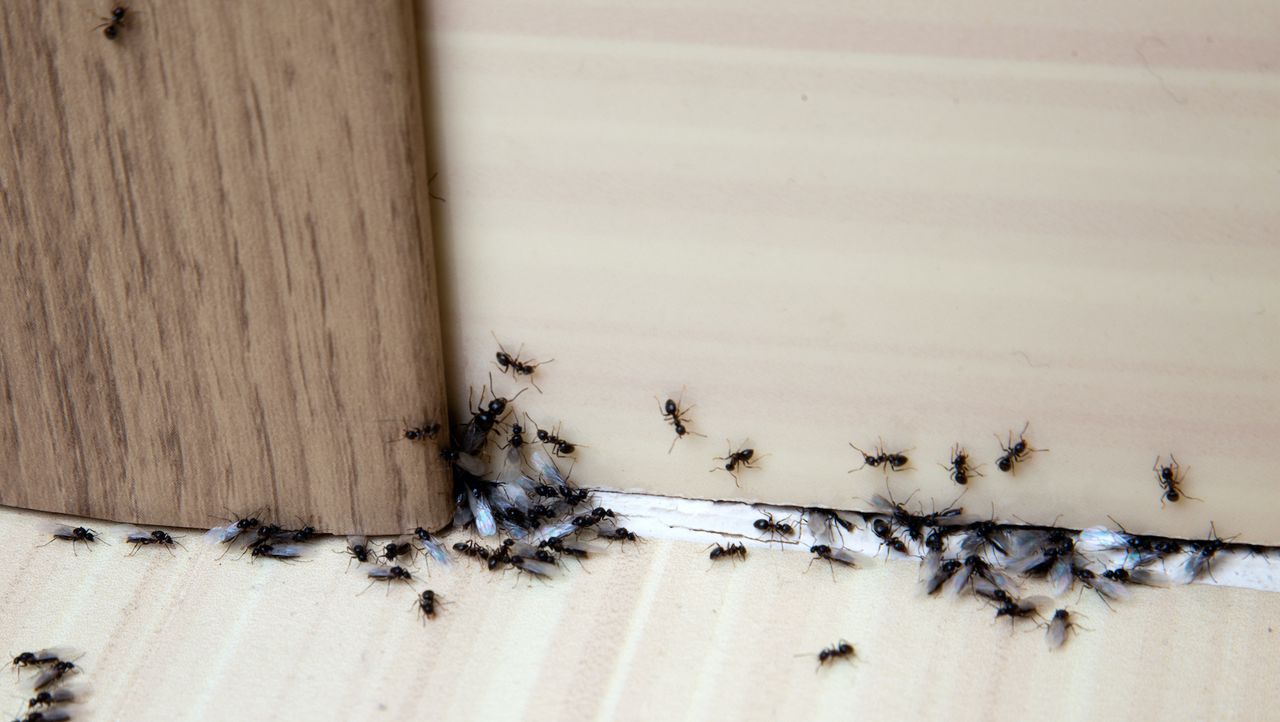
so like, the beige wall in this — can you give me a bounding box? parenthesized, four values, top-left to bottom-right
(418, 0, 1280, 543)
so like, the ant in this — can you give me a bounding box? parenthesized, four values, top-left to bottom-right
(40, 525, 103, 554)
(380, 541, 416, 564)
(363, 565, 414, 594)
(125, 528, 184, 555)
(453, 540, 490, 563)
(32, 660, 78, 690)
(711, 440, 764, 486)
(848, 439, 910, 476)
(994, 422, 1046, 474)
(415, 590, 442, 620)
(753, 511, 796, 543)
(249, 542, 303, 561)
(658, 389, 705, 452)
(500, 422, 528, 451)
(528, 415, 580, 457)
(870, 518, 909, 557)
(708, 542, 747, 563)
(804, 640, 856, 670)
(540, 536, 592, 560)
(1183, 522, 1234, 583)
(28, 688, 77, 710)
(457, 376, 527, 454)
(599, 527, 640, 544)
(924, 558, 964, 595)
(1043, 608, 1088, 650)
(803, 509, 857, 546)
(339, 536, 373, 569)
(397, 421, 440, 443)
(807, 545, 862, 580)
(941, 444, 982, 485)
(94, 5, 128, 40)
(990, 596, 1043, 627)
(492, 332, 553, 392)
(11, 650, 64, 669)
(1153, 455, 1198, 506)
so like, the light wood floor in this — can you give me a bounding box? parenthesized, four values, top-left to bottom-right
(1, 504, 1278, 721)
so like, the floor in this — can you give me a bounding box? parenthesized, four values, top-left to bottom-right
(2, 503, 1279, 721)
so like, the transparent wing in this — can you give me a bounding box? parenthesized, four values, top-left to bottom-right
(203, 523, 240, 544)
(827, 547, 867, 567)
(468, 489, 497, 537)
(1049, 556, 1074, 597)
(1077, 527, 1129, 553)
(1089, 574, 1131, 601)
(512, 557, 557, 576)
(419, 538, 451, 566)
(1129, 568, 1170, 587)
(529, 447, 567, 486)
(266, 545, 304, 559)
(1046, 616, 1067, 650)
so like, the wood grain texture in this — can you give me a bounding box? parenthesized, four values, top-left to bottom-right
(417, 0, 1280, 543)
(1, 505, 1278, 721)
(0, 0, 451, 533)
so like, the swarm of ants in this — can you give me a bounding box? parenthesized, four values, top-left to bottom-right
(30, 326, 1269, 662)
(10, 646, 85, 721)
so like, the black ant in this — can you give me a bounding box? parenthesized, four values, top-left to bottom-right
(848, 439, 910, 475)
(338, 536, 373, 569)
(500, 422, 528, 451)
(658, 390, 705, 452)
(248, 542, 304, 561)
(27, 687, 77, 709)
(32, 660, 78, 690)
(807, 545, 862, 580)
(994, 422, 1046, 474)
(599, 527, 640, 544)
(528, 415, 580, 457)
(22, 709, 74, 722)
(10, 650, 64, 669)
(990, 596, 1043, 627)
(1043, 608, 1088, 650)
(805, 640, 856, 670)
(540, 536, 592, 560)
(803, 509, 857, 546)
(363, 565, 414, 594)
(532, 482, 561, 500)
(94, 5, 128, 40)
(415, 590, 442, 620)
(125, 528, 184, 555)
(40, 525, 103, 554)
(380, 541, 415, 564)
(453, 540, 490, 563)
(1153, 455, 1198, 505)
(457, 376, 527, 454)
(941, 444, 982, 485)
(924, 558, 964, 595)
(1183, 522, 1234, 583)
(870, 518, 909, 557)
(753, 511, 796, 543)
(708, 542, 747, 563)
(711, 440, 764, 486)
(492, 332, 553, 392)
(398, 421, 440, 443)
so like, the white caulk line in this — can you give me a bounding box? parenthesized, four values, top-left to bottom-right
(590, 489, 1280, 594)
(595, 540, 675, 722)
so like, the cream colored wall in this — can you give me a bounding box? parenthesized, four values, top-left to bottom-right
(417, 0, 1280, 543)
